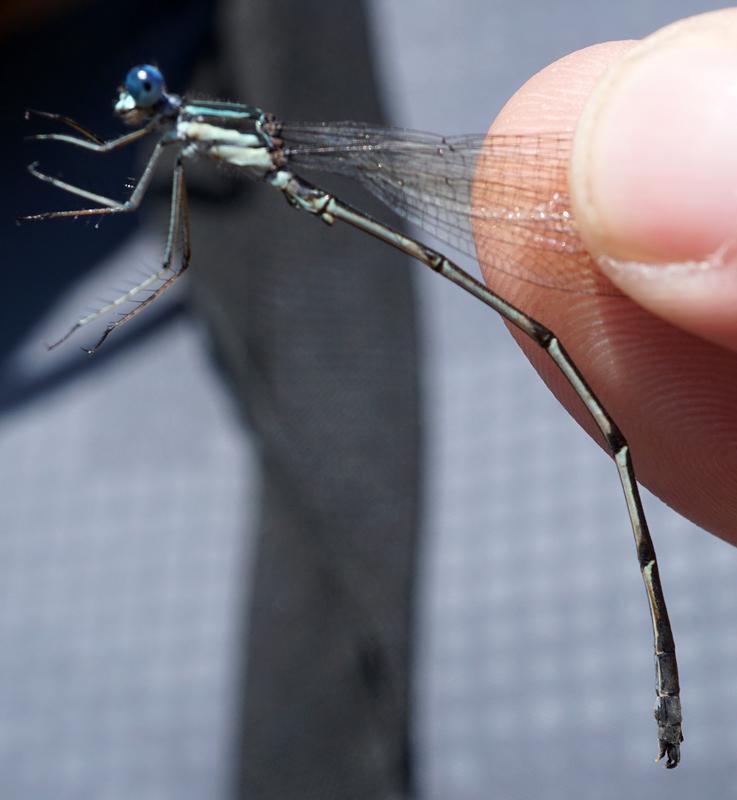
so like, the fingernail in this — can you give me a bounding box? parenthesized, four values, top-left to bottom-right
(571, 19, 737, 267)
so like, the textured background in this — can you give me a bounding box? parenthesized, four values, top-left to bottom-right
(2, 2, 737, 799)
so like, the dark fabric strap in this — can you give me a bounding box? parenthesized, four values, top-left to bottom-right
(187, 2, 421, 797)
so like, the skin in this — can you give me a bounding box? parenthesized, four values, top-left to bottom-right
(476, 10, 737, 544)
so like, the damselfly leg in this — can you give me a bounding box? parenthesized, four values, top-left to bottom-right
(22, 124, 189, 351)
(23, 136, 167, 223)
(25, 109, 156, 151)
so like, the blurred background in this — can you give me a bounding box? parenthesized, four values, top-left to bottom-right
(2, 1, 737, 799)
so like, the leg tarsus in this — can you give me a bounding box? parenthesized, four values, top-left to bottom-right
(25, 109, 105, 144)
(25, 113, 155, 152)
(46, 323, 82, 351)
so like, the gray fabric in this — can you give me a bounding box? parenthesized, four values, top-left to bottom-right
(186, 3, 420, 798)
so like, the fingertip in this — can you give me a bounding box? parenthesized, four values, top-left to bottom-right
(473, 33, 737, 540)
(595, 250, 737, 352)
(571, 8, 737, 351)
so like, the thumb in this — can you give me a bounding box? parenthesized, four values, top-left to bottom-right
(571, 8, 737, 352)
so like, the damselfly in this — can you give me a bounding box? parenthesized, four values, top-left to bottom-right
(22, 64, 683, 767)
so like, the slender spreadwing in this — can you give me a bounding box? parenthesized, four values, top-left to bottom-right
(22, 64, 683, 767)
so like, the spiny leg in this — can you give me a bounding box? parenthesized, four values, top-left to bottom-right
(25, 110, 156, 152)
(49, 158, 191, 353)
(21, 138, 170, 222)
(279, 174, 683, 767)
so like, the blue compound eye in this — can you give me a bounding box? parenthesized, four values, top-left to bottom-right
(124, 64, 165, 108)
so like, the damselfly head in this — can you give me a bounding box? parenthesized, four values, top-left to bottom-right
(114, 64, 167, 125)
